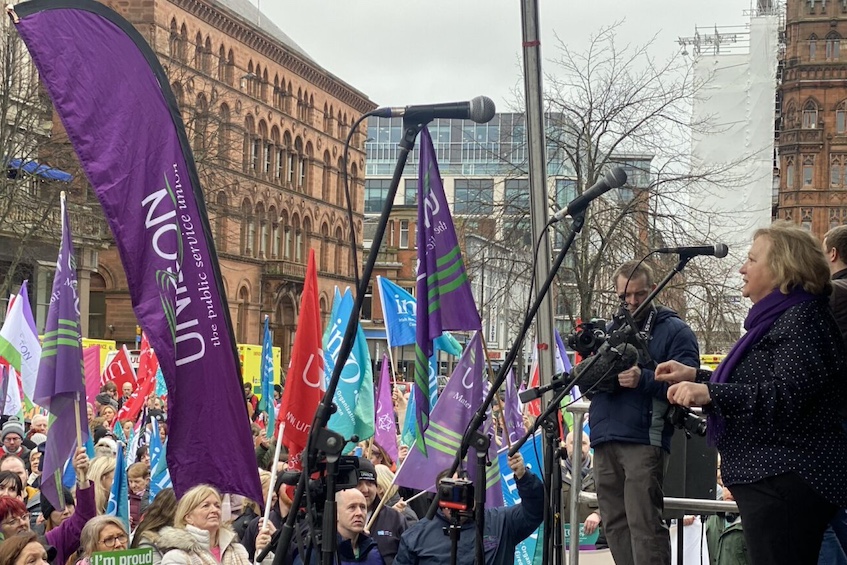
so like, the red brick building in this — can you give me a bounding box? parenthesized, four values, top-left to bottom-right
(84, 0, 374, 364)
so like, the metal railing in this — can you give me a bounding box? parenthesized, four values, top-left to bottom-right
(565, 401, 737, 564)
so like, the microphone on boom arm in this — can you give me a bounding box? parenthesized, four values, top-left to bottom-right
(653, 244, 729, 258)
(550, 167, 628, 223)
(372, 96, 497, 124)
(571, 341, 640, 397)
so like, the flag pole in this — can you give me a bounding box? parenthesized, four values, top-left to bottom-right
(257, 415, 285, 565)
(480, 335, 511, 449)
(365, 447, 413, 532)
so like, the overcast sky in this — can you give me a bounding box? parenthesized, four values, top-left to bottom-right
(262, 1, 753, 110)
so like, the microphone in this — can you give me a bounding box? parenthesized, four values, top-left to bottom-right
(372, 95, 496, 124)
(571, 342, 639, 395)
(550, 166, 628, 222)
(654, 244, 729, 258)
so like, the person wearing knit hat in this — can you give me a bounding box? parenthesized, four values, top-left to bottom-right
(356, 456, 407, 565)
(1, 416, 30, 463)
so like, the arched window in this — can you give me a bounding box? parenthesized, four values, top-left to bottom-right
(309, 94, 315, 124)
(89, 272, 107, 339)
(297, 88, 304, 121)
(226, 49, 235, 85)
(280, 210, 291, 259)
(218, 103, 231, 163)
(244, 115, 257, 173)
(292, 215, 302, 262)
(236, 286, 250, 342)
(284, 132, 294, 186)
(168, 19, 179, 59)
(218, 45, 226, 80)
(802, 100, 818, 129)
(303, 141, 314, 194)
(336, 157, 345, 206)
(827, 31, 841, 60)
(262, 69, 269, 101)
(319, 223, 329, 271)
(256, 202, 267, 258)
(270, 126, 281, 182)
(785, 156, 796, 189)
(268, 206, 279, 259)
(240, 198, 254, 255)
(322, 151, 332, 201)
(179, 24, 188, 62)
(303, 217, 311, 261)
(294, 137, 304, 190)
(194, 93, 209, 152)
(194, 32, 203, 70)
(258, 120, 270, 176)
(837, 101, 847, 134)
(215, 192, 228, 252)
(273, 75, 281, 109)
(784, 100, 797, 129)
(810, 33, 818, 61)
(203, 36, 212, 73)
(334, 227, 343, 274)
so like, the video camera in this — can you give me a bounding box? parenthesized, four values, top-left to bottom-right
(277, 455, 360, 502)
(664, 405, 707, 437)
(567, 319, 607, 357)
(438, 477, 474, 512)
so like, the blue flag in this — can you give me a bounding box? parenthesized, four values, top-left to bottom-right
(61, 435, 94, 490)
(106, 442, 130, 530)
(258, 317, 275, 439)
(149, 419, 172, 502)
(377, 276, 417, 348)
(323, 288, 374, 449)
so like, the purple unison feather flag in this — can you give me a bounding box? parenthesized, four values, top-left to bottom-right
(414, 127, 482, 453)
(13, 1, 261, 502)
(397, 333, 501, 507)
(32, 195, 89, 512)
(373, 355, 398, 463)
(503, 369, 525, 445)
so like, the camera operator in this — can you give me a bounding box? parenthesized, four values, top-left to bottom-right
(589, 261, 699, 565)
(393, 452, 542, 565)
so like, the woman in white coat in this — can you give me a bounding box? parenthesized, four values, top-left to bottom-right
(158, 484, 273, 565)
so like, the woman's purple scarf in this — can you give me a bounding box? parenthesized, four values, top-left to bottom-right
(708, 286, 818, 443)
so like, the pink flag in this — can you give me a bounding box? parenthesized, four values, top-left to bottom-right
(83, 346, 101, 405)
(373, 355, 398, 463)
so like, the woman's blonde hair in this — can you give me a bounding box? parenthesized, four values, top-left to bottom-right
(79, 515, 127, 557)
(174, 484, 221, 529)
(88, 455, 117, 514)
(754, 221, 831, 295)
(375, 464, 398, 500)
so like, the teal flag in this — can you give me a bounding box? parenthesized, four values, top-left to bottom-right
(323, 288, 374, 448)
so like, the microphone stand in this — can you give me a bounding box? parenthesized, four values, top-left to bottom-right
(270, 119, 426, 565)
(473, 432, 489, 565)
(424, 211, 585, 538)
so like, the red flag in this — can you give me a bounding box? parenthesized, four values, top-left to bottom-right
(100, 344, 137, 393)
(278, 250, 324, 471)
(527, 341, 541, 418)
(115, 336, 158, 423)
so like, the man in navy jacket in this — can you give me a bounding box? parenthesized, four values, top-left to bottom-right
(393, 452, 543, 565)
(588, 260, 699, 565)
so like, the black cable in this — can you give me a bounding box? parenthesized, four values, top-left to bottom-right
(341, 111, 380, 294)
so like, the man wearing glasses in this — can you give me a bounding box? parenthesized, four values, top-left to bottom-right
(587, 261, 699, 565)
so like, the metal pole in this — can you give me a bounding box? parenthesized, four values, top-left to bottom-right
(519, 5, 557, 560)
(519, 2, 555, 390)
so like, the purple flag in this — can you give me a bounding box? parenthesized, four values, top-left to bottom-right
(14, 1, 261, 502)
(396, 333, 502, 507)
(373, 355, 398, 463)
(414, 127, 482, 453)
(503, 369, 525, 445)
(33, 195, 89, 511)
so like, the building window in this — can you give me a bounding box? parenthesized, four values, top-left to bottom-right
(802, 100, 818, 129)
(362, 285, 373, 321)
(827, 32, 841, 59)
(399, 220, 409, 249)
(786, 157, 795, 189)
(810, 34, 818, 60)
(404, 178, 418, 206)
(830, 207, 847, 228)
(555, 179, 578, 209)
(838, 104, 847, 134)
(832, 154, 847, 188)
(504, 178, 530, 216)
(803, 155, 815, 186)
(365, 179, 391, 213)
(801, 208, 813, 231)
(454, 179, 494, 214)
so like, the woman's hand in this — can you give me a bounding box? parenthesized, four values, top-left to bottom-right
(655, 360, 697, 384)
(583, 512, 600, 535)
(73, 447, 90, 486)
(255, 518, 277, 553)
(667, 382, 712, 407)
